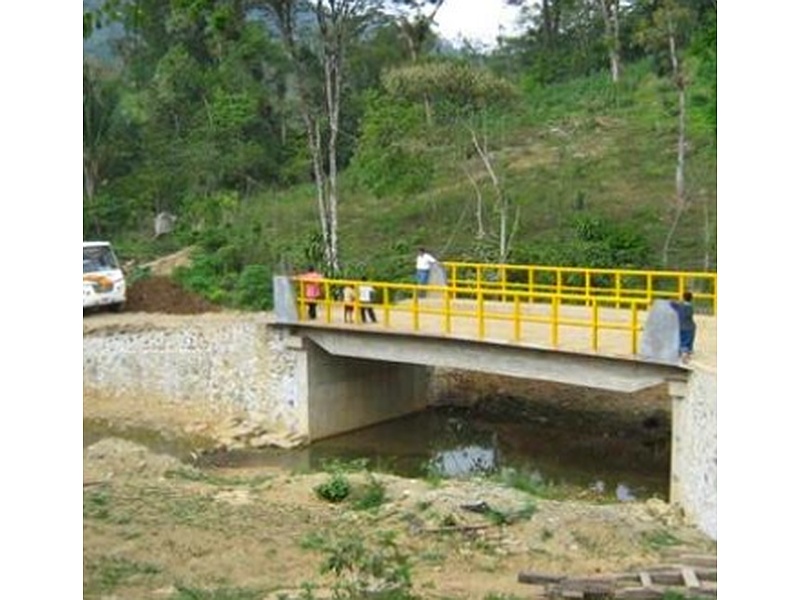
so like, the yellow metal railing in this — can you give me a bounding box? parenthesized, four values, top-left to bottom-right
(292, 274, 667, 357)
(443, 262, 717, 316)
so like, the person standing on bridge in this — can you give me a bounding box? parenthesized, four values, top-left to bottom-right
(357, 276, 378, 323)
(343, 283, 356, 323)
(415, 247, 438, 298)
(301, 265, 323, 320)
(669, 291, 696, 362)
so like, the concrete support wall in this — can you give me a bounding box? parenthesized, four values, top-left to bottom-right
(670, 366, 717, 540)
(304, 339, 431, 440)
(84, 318, 432, 443)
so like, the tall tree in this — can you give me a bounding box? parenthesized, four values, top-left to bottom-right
(257, 0, 380, 273)
(637, 0, 694, 267)
(595, 0, 621, 82)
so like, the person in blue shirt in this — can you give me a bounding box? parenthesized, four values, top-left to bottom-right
(670, 291, 696, 361)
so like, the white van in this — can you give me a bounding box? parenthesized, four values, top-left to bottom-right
(83, 241, 126, 311)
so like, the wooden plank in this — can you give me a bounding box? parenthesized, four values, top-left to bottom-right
(616, 585, 716, 600)
(518, 571, 565, 584)
(615, 587, 667, 600)
(671, 553, 717, 569)
(681, 566, 700, 589)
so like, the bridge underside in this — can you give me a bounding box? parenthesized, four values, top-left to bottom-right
(290, 324, 685, 394)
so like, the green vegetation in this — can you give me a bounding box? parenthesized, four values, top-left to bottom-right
(643, 528, 684, 550)
(165, 466, 274, 488)
(352, 474, 389, 511)
(169, 586, 265, 600)
(314, 472, 352, 503)
(84, 1, 716, 311)
(84, 556, 161, 596)
(313, 531, 417, 600)
(312, 460, 390, 510)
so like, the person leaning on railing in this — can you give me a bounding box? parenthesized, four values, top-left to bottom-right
(669, 291, 696, 362)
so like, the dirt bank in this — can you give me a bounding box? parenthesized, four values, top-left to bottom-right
(84, 438, 715, 599)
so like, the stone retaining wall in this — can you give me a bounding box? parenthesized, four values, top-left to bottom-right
(83, 317, 305, 437)
(673, 366, 717, 540)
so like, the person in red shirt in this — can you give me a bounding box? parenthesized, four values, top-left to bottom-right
(301, 265, 323, 320)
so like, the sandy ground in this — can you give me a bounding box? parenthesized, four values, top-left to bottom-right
(84, 437, 715, 599)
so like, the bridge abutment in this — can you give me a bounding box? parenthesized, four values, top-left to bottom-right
(301, 338, 431, 440)
(669, 369, 717, 539)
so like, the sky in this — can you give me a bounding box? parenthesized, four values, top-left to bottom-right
(433, 0, 524, 48)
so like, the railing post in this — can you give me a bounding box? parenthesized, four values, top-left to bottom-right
(556, 268, 562, 298)
(514, 293, 521, 341)
(324, 281, 332, 323)
(445, 287, 452, 334)
(528, 267, 534, 303)
(631, 302, 640, 355)
(615, 272, 621, 309)
(584, 269, 591, 307)
(478, 290, 485, 339)
(550, 295, 559, 347)
(413, 288, 420, 331)
(592, 300, 599, 351)
(383, 286, 390, 326)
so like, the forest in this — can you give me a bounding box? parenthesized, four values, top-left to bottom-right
(83, 0, 717, 310)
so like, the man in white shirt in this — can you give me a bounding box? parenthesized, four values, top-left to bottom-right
(415, 247, 437, 287)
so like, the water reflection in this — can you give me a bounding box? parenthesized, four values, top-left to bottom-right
(85, 405, 670, 501)
(431, 445, 497, 477)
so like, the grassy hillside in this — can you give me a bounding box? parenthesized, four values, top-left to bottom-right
(121, 60, 716, 308)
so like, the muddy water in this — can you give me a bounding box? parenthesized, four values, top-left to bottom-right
(84, 403, 670, 501)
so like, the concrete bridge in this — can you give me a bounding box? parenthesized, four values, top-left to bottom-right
(83, 262, 716, 538)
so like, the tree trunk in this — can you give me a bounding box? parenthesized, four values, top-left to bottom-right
(661, 21, 687, 268)
(324, 46, 342, 273)
(596, 0, 622, 83)
(469, 127, 515, 262)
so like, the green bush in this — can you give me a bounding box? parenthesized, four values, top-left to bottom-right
(352, 474, 387, 511)
(314, 473, 351, 503)
(233, 265, 273, 310)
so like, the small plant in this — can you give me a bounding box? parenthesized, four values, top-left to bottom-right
(484, 502, 537, 526)
(352, 474, 387, 511)
(169, 585, 264, 599)
(84, 488, 111, 520)
(320, 531, 417, 599)
(314, 473, 351, 503)
(422, 460, 445, 487)
(84, 556, 161, 595)
(300, 531, 328, 551)
(643, 529, 683, 550)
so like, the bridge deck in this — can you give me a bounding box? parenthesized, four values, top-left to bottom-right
(299, 299, 717, 372)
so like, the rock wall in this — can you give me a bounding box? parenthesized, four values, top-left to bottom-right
(83, 316, 305, 440)
(672, 366, 717, 540)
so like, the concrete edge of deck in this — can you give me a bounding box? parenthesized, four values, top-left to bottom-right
(271, 320, 688, 394)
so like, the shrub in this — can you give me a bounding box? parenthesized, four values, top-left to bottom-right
(314, 473, 351, 503)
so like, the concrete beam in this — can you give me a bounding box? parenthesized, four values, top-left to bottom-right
(274, 324, 686, 393)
